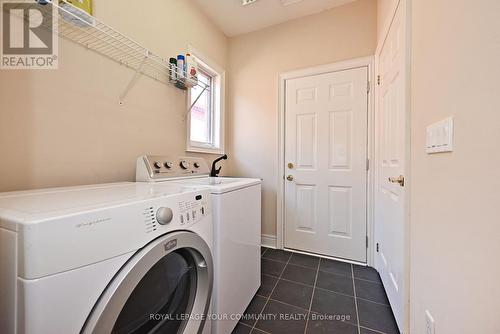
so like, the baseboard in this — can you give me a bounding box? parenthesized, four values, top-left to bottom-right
(261, 234, 277, 248)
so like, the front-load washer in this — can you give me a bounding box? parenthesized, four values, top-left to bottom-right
(136, 156, 261, 334)
(0, 182, 213, 334)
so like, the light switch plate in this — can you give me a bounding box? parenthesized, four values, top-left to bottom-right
(426, 117, 454, 153)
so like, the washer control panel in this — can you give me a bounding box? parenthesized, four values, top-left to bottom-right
(143, 192, 210, 234)
(178, 195, 209, 226)
(137, 156, 210, 181)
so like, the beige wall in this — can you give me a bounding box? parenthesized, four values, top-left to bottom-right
(410, 0, 500, 333)
(226, 0, 377, 236)
(377, 0, 397, 41)
(0, 0, 227, 191)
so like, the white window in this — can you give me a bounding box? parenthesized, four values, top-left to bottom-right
(187, 51, 224, 154)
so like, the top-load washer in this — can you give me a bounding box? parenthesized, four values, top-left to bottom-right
(136, 155, 261, 334)
(0, 182, 213, 334)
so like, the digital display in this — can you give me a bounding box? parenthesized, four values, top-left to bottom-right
(195, 195, 202, 200)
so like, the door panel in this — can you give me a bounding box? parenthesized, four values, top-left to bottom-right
(375, 0, 407, 331)
(328, 186, 352, 237)
(329, 110, 351, 169)
(295, 185, 317, 232)
(296, 114, 317, 169)
(284, 67, 368, 262)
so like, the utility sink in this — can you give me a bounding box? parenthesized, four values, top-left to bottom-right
(170, 177, 262, 194)
(183, 177, 245, 185)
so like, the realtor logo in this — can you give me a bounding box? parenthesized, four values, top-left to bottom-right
(1, 0, 58, 69)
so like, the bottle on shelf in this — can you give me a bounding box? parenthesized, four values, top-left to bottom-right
(185, 53, 198, 88)
(169, 57, 177, 82)
(175, 54, 186, 90)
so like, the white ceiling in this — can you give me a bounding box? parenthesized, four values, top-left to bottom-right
(193, 0, 357, 37)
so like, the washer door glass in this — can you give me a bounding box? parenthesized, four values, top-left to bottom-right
(82, 231, 213, 334)
(112, 249, 197, 334)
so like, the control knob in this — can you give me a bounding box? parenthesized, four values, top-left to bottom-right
(164, 161, 173, 169)
(153, 161, 162, 169)
(193, 162, 200, 168)
(156, 207, 173, 225)
(180, 160, 190, 169)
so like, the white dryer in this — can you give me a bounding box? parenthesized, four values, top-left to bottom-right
(0, 182, 214, 334)
(136, 156, 261, 334)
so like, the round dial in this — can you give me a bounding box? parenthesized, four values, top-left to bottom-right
(193, 162, 200, 168)
(153, 161, 162, 169)
(164, 161, 173, 169)
(179, 160, 190, 169)
(156, 207, 173, 225)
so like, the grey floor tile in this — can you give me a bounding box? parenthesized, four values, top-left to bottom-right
(360, 327, 382, 334)
(289, 253, 320, 269)
(240, 295, 267, 327)
(306, 315, 358, 334)
(252, 251, 399, 334)
(311, 289, 357, 324)
(232, 322, 252, 334)
(271, 279, 313, 309)
(357, 299, 399, 334)
(257, 274, 278, 298)
(251, 329, 268, 334)
(282, 264, 316, 286)
(353, 265, 382, 283)
(255, 300, 307, 334)
(262, 249, 292, 263)
(262, 258, 286, 277)
(319, 259, 352, 276)
(355, 279, 389, 305)
(316, 271, 354, 296)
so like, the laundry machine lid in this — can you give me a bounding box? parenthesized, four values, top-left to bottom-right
(0, 182, 200, 226)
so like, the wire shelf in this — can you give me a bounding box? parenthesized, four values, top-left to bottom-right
(7, 0, 209, 102)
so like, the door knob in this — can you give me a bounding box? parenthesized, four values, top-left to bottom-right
(388, 175, 405, 187)
(286, 175, 294, 181)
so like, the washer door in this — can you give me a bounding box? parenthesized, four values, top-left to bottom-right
(82, 231, 213, 334)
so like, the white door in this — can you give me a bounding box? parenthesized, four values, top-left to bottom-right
(375, 0, 408, 331)
(284, 67, 368, 262)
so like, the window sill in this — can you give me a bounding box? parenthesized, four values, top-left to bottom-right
(186, 145, 224, 155)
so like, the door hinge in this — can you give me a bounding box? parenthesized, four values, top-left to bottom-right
(377, 75, 381, 85)
(367, 81, 371, 93)
(366, 236, 369, 248)
(366, 158, 370, 171)
(376, 243, 380, 252)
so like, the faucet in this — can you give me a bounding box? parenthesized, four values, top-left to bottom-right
(210, 154, 228, 177)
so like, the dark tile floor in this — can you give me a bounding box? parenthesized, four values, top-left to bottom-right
(232, 247, 399, 334)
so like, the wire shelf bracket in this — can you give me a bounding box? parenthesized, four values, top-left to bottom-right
(187, 84, 208, 114)
(119, 53, 148, 105)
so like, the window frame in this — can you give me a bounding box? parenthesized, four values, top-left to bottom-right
(186, 47, 225, 155)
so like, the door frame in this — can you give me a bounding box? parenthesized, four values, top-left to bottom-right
(276, 56, 376, 266)
(374, 0, 412, 332)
